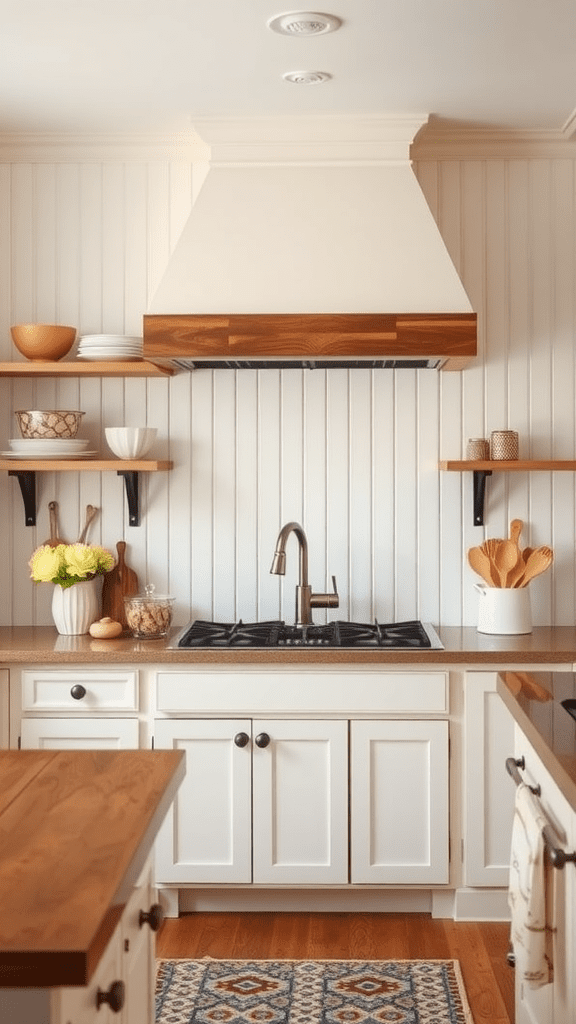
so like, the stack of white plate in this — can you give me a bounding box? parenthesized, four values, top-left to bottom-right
(1, 438, 97, 459)
(76, 334, 143, 361)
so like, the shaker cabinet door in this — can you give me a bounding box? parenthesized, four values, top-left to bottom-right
(154, 718, 253, 884)
(252, 718, 349, 884)
(350, 719, 449, 884)
(20, 717, 139, 749)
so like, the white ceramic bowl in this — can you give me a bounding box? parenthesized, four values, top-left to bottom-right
(105, 426, 157, 460)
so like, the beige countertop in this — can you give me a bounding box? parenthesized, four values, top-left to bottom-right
(1, 625, 576, 664)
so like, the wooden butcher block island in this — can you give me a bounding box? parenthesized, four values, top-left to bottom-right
(0, 749, 185, 1023)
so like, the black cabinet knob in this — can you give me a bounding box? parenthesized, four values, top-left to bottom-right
(255, 732, 270, 748)
(96, 980, 125, 1013)
(234, 732, 250, 747)
(139, 902, 164, 932)
(70, 684, 86, 700)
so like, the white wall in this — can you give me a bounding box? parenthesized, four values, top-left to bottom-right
(1, 143, 575, 629)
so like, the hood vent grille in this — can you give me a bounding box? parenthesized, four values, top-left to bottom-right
(171, 357, 441, 370)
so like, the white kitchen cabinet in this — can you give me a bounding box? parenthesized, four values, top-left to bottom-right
(512, 728, 576, 1024)
(464, 671, 515, 887)
(154, 717, 348, 885)
(350, 719, 449, 884)
(15, 667, 140, 750)
(20, 716, 139, 749)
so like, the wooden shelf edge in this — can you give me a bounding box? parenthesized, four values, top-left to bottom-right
(439, 460, 576, 471)
(0, 360, 175, 377)
(0, 459, 173, 471)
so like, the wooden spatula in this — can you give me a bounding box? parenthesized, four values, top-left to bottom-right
(468, 546, 496, 586)
(77, 504, 98, 544)
(44, 501, 66, 547)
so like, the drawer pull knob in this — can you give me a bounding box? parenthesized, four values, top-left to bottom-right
(255, 732, 270, 748)
(96, 980, 125, 1013)
(70, 684, 86, 700)
(234, 732, 250, 747)
(139, 902, 164, 931)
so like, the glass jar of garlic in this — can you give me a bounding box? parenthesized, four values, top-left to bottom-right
(124, 584, 174, 639)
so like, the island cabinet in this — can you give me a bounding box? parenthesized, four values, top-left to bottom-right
(0, 749, 185, 1024)
(510, 728, 576, 1024)
(152, 666, 450, 913)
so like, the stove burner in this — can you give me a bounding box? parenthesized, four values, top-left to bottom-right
(175, 619, 442, 650)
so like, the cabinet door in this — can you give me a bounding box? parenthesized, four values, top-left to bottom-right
(20, 717, 139, 749)
(350, 719, 449, 884)
(54, 925, 124, 1024)
(252, 718, 348, 884)
(121, 862, 156, 1024)
(154, 719, 252, 883)
(464, 671, 515, 886)
(515, 730, 576, 1024)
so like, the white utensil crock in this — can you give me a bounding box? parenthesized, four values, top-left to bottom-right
(474, 583, 532, 634)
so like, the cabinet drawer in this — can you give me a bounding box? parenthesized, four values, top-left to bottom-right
(155, 669, 448, 714)
(22, 669, 138, 711)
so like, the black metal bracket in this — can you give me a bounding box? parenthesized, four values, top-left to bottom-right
(9, 470, 37, 526)
(117, 470, 140, 527)
(473, 469, 492, 526)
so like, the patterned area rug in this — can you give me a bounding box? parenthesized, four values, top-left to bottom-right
(155, 958, 474, 1024)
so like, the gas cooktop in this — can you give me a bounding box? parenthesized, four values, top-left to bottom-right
(173, 619, 444, 650)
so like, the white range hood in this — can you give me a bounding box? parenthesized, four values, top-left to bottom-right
(144, 117, 476, 370)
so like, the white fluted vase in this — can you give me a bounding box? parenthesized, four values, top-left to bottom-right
(51, 578, 101, 635)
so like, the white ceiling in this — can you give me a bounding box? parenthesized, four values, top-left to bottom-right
(0, 0, 574, 136)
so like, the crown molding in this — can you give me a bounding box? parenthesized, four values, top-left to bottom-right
(0, 116, 575, 164)
(0, 132, 209, 162)
(412, 115, 576, 160)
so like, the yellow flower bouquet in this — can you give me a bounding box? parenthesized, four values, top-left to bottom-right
(29, 543, 115, 589)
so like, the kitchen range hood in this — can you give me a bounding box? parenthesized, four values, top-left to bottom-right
(144, 117, 476, 371)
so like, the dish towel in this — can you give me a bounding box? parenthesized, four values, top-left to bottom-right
(508, 781, 554, 989)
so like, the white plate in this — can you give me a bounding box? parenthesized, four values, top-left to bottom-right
(9, 438, 91, 448)
(1, 451, 98, 459)
(76, 353, 143, 362)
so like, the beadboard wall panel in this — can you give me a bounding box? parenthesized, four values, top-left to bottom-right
(1, 152, 576, 628)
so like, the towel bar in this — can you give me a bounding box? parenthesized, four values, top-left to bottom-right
(505, 756, 576, 869)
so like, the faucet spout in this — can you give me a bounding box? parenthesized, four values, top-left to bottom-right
(270, 521, 308, 586)
(270, 521, 338, 626)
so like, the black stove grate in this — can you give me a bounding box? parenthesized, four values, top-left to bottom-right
(176, 618, 437, 649)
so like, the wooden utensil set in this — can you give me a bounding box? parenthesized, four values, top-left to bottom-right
(468, 519, 553, 588)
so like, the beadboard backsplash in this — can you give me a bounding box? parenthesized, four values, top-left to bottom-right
(1, 148, 575, 629)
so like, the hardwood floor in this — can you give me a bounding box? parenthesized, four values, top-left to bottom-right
(157, 912, 515, 1024)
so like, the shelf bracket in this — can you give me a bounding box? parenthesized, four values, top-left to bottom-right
(117, 470, 140, 527)
(8, 470, 37, 526)
(473, 469, 492, 526)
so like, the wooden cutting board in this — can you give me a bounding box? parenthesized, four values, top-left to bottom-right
(101, 541, 138, 628)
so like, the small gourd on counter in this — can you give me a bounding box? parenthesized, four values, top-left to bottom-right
(89, 616, 123, 639)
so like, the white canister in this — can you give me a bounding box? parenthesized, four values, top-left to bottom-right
(474, 583, 532, 635)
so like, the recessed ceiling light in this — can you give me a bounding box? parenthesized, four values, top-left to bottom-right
(268, 11, 342, 36)
(282, 70, 333, 85)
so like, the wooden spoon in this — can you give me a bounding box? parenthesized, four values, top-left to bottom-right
(77, 504, 98, 544)
(468, 546, 496, 586)
(516, 546, 554, 587)
(509, 518, 523, 548)
(493, 539, 521, 587)
(44, 501, 66, 547)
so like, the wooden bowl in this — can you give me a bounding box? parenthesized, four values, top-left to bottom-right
(10, 323, 76, 361)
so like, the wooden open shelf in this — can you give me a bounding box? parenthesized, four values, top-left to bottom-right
(0, 360, 175, 377)
(439, 460, 576, 525)
(3, 460, 173, 527)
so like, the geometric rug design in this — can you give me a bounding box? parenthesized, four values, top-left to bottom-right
(156, 959, 475, 1024)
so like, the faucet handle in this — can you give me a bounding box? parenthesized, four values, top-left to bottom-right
(310, 575, 339, 610)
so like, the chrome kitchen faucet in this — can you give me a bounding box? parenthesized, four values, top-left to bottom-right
(270, 521, 339, 626)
